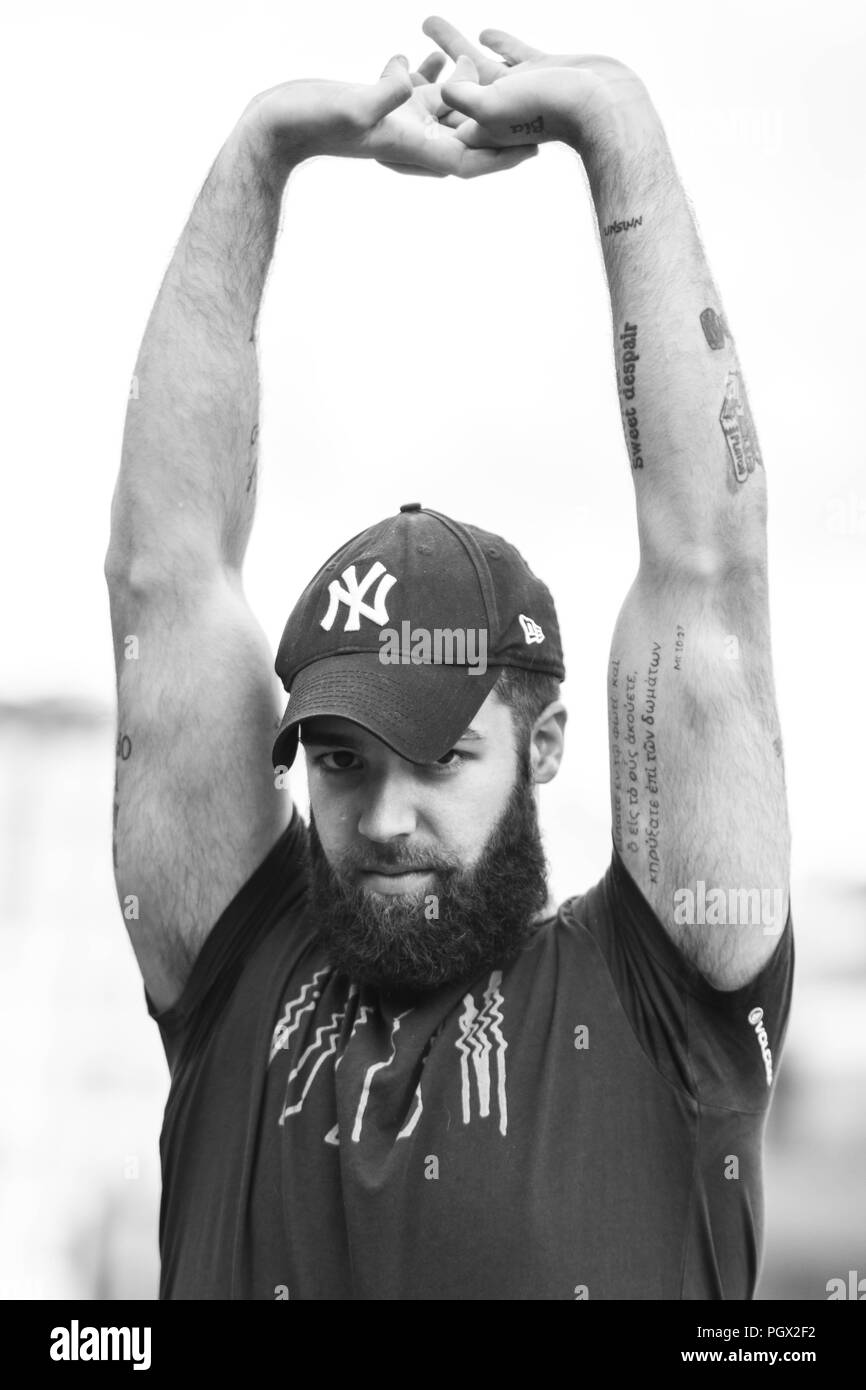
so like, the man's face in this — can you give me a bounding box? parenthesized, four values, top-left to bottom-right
(301, 688, 550, 994)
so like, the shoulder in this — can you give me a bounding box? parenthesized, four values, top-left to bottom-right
(149, 809, 316, 1075)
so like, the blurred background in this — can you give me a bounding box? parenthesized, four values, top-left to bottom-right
(1, 0, 863, 1299)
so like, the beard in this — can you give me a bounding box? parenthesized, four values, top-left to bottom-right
(306, 756, 550, 996)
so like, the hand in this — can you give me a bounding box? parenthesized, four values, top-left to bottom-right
(422, 16, 659, 157)
(241, 53, 538, 179)
(376, 51, 514, 178)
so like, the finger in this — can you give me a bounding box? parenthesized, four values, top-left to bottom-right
(451, 53, 479, 85)
(452, 116, 533, 151)
(454, 144, 540, 179)
(415, 81, 448, 118)
(416, 57, 476, 119)
(367, 55, 414, 123)
(452, 116, 498, 149)
(421, 14, 506, 83)
(439, 72, 499, 125)
(478, 27, 544, 64)
(415, 50, 447, 83)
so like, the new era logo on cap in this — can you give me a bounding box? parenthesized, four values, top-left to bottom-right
(519, 614, 545, 644)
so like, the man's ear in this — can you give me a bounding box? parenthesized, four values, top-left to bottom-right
(530, 700, 567, 784)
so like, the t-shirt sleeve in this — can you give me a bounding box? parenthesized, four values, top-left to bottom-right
(567, 845, 794, 1112)
(145, 807, 310, 1077)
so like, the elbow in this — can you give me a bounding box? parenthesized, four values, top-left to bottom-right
(640, 543, 768, 593)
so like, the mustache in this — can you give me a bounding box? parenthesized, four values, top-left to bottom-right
(334, 843, 462, 877)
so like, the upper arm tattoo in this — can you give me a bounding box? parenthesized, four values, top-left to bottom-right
(609, 638, 666, 884)
(719, 369, 763, 486)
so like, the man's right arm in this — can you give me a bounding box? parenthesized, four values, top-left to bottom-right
(106, 116, 296, 1015)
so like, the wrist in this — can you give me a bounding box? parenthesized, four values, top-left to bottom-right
(563, 91, 668, 183)
(229, 98, 308, 188)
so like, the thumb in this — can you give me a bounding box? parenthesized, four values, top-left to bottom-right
(368, 54, 414, 123)
(440, 58, 490, 122)
(451, 53, 480, 84)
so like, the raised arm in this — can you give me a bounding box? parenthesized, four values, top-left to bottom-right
(429, 17, 790, 987)
(581, 93, 789, 988)
(106, 56, 538, 1014)
(106, 106, 295, 1016)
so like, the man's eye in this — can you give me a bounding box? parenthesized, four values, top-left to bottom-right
(433, 749, 462, 768)
(318, 751, 361, 772)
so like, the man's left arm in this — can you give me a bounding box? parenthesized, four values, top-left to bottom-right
(429, 25, 790, 987)
(583, 107, 790, 990)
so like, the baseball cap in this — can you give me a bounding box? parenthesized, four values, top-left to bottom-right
(272, 503, 565, 770)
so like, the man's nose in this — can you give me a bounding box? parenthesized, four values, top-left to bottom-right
(356, 768, 419, 843)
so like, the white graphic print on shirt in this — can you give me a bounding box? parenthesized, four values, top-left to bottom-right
(268, 968, 509, 1142)
(456, 970, 508, 1136)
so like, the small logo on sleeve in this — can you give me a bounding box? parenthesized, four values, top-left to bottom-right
(748, 1007, 774, 1086)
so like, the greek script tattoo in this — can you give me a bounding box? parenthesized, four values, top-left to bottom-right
(116, 733, 132, 761)
(700, 306, 730, 350)
(510, 115, 544, 135)
(674, 625, 685, 672)
(603, 216, 643, 237)
(609, 644, 662, 884)
(719, 370, 763, 484)
(641, 644, 662, 884)
(610, 659, 624, 851)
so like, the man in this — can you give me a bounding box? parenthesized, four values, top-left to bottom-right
(106, 17, 793, 1300)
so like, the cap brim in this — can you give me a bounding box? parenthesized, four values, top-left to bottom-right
(272, 652, 501, 769)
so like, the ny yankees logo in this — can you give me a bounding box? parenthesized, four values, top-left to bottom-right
(519, 613, 545, 645)
(320, 561, 397, 632)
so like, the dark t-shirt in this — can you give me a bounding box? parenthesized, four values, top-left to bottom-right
(147, 809, 793, 1301)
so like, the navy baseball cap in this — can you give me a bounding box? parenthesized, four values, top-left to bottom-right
(272, 503, 565, 769)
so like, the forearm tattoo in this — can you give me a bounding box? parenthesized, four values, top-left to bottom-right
(617, 321, 644, 469)
(700, 306, 732, 350)
(719, 369, 762, 484)
(603, 216, 643, 237)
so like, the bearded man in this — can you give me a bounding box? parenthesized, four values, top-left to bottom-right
(105, 17, 793, 1300)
